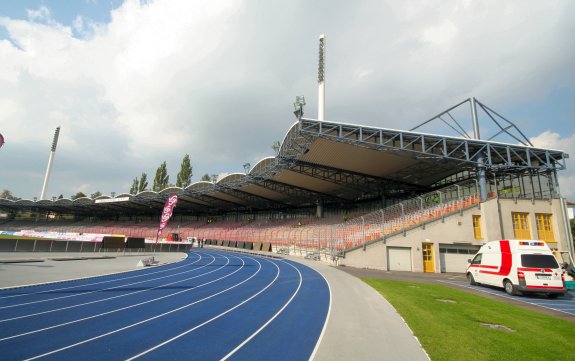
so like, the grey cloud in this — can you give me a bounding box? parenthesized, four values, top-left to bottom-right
(1, 0, 574, 200)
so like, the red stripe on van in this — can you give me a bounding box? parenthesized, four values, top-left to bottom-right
(526, 285, 565, 290)
(499, 240, 512, 276)
(469, 264, 498, 269)
(479, 240, 512, 276)
(517, 267, 553, 272)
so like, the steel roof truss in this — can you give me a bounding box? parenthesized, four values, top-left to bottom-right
(291, 160, 423, 195)
(300, 118, 565, 172)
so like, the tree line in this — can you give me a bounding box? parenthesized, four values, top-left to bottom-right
(0, 154, 220, 202)
(128, 154, 215, 194)
(130, 154, 193, 194)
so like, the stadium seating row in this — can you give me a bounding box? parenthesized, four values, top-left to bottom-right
(1, 184, 482, 257)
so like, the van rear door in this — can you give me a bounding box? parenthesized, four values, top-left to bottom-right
(518, 254, 563, 290)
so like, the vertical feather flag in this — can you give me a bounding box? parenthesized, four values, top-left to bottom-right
(156, 194, 178, 243)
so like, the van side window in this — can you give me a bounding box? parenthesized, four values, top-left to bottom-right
(470, 253, 482, 265)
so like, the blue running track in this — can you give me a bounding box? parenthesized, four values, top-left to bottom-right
(0, 250, 330, 360)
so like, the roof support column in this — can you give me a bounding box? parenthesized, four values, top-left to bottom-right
(471, 97, 488, 201)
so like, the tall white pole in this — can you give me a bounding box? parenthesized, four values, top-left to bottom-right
(40, 126, 61, 200)
(318, 34, 325, 121)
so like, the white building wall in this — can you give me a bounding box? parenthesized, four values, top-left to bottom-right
(339, 197, 571, 272)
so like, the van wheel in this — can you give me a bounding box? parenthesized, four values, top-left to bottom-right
(504, 280, 518, 295)
(467, 273, 477, 285)
(546, 293, 561, 299)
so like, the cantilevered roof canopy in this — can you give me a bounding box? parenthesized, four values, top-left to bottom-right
(0, 101, 568, 216)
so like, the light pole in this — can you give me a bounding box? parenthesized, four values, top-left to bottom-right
(293, 95, 306, 119)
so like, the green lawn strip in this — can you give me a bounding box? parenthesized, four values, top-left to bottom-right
(363, 278, 574, 361)
(0, 235, 56, 241)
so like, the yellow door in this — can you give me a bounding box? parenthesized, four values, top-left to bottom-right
(422, 243, 434, 273)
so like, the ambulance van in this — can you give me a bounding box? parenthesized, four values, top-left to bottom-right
(466, 240, 566, 298)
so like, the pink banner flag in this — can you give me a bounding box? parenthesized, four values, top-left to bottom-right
(156, 194, 178, 242)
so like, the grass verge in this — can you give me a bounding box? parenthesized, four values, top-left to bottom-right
(363, 278, 574, 361)
(0, 235, 48, 240)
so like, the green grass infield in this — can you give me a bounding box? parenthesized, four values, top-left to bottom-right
(0, 235, 56, 241)
(363, 278, 574, 361)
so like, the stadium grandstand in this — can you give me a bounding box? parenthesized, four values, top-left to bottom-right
(1, 96, 573, 273)
(1, 35, 573, 273)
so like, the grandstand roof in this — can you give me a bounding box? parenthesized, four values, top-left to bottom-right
(0, 106, 568, 217)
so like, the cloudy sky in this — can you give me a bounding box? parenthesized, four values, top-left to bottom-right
(0, 0, 574, 200)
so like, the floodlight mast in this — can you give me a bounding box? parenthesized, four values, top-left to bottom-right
(40, 126, 61, 200)
(318, 34, 325, 121)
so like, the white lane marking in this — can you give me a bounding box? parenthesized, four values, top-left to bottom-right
(0, 252, 199, 298)
(0, 254, 228, 323)
(309, 265, 332, 361)
(24, 255, 262, 361)
(219, 259, 303, 361)
(1, 254, 239, 342)
(125, 257, 279, 360)
(1, 253, 212, 310)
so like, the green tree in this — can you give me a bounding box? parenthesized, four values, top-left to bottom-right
(201, 174, 211, 181)
(176, 154, 193, 188)
(71, 192, 87, 200)
(138, 173, 148, 192)
(58, 194, 63, 199)
(130, 177, 139, 194)
(0, 189, 13, 200)
(153, 162, 169, 191)
(91, 191, 102, 199)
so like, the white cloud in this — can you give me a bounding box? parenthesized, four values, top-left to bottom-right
(531, 131, 575, 199)
(26, 6, 52, 22)
(421, 19, 458, 46)
(0, 0, 574, 200)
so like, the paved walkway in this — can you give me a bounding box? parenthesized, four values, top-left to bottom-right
(0, 252, 186, 288)
(294, 257, 429, 361)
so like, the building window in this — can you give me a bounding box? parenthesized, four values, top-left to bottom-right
(536, 213, 554, 242)
(472, 215, 482, 240)
(512, 212, 531, 240)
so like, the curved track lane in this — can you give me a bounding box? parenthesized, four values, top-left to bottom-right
(0, 250, 330, 361)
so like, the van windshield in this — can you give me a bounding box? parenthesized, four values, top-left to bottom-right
(521, 254, 559, 268)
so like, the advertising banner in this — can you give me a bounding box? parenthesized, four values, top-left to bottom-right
(156, 194, 178, 242)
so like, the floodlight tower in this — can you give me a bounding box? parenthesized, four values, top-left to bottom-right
(318, 34, 325, 120)
(40, 126, 61, 200)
